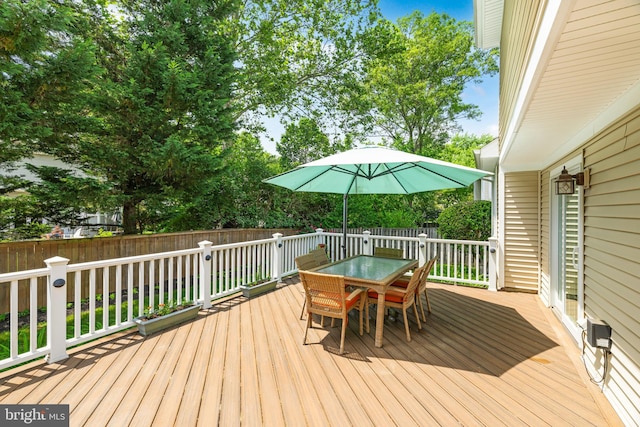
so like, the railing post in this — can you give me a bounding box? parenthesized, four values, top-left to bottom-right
(418, 234, 428, 267)
(45, 256, 70, 364)
(315, 228, 324, 247)
(198, 240, 213, 309)
(272, 233, 283, 282)
(488, 237, 498, 291)
(362, 231, 372, 255)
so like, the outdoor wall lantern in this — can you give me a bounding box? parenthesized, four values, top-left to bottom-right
(555, 166, 588, 195)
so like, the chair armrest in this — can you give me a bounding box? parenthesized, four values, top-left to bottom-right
(346, 288, 364, 302)
(388, 286, 409, 295)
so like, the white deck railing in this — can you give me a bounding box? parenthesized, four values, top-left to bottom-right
(0, 229, 492, 370)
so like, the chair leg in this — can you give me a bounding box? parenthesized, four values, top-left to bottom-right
(303, 315, 312, 345)
(299, 298, 306, 320)
(418, 295, 426, 323)
(424, 288, 432, 313)
(402, 307, 411, 342)
(358, 299, 364, 336)
(413, 303, 422, 330)
(339, 317, 347, 354)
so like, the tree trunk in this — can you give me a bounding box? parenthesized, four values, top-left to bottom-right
(122, 199, 138, 234)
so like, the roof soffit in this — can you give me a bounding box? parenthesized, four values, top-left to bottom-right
(499, 0, 640, 172)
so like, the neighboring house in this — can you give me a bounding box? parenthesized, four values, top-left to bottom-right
(475, 0, 640, 425)
(2, 153, 120, 233)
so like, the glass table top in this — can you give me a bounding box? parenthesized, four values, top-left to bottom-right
(316, 255, 415, 281)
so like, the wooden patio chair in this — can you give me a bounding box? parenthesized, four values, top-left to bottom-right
(299, 271, 365, 354)
(295, 249, 331, 320)
(295, 253, 323, 320)
(308, 247, 330, 266)
(416, 255, 438, 321)
(373, 247, 403, 259)
(366, 263, 426, 342)
(391, 255, 437, 322)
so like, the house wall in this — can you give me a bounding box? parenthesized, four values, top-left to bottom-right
(493, 0, 640, 423)
(581, 107, 640, 424)
(502, 171, 539, 291)
(538, 107, 640, 425)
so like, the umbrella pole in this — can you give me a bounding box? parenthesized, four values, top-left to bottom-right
(342, 194, 348, 258)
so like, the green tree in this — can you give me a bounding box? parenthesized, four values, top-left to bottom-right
(440, 133, 494, 167)
(71, 0, 238, 234)
(0, 194, 49, 241)
(210, 133, 281, 229)
(0, 0, 103, 238)
(22, 165, 114, 227)
(0, 0, 100, 167)
(437, 200, 491, 241)
(434, 133, 495, 208)
(351, 12, 499, 156)
(230, 0, 382, 135)
(277, 118, 334, 169)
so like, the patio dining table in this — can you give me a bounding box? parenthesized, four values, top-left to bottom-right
(310, 255, 418, 348)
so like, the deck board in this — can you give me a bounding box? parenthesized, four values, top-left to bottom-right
(174, 310, 216, 427)
(0, 278, 623, 427)
(196, 301, 230, 427)
(154, 311, 207, 426)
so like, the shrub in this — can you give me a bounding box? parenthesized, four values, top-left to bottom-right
(437, 200, 491, 241)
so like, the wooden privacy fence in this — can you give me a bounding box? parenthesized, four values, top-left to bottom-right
(0, 229, 296, 313)
(0, 229, 295, 273)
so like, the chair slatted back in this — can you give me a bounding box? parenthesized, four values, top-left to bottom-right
(402, 263, 427, 303)
(417, 255, 438, 294)
(374, 247, 403, 259)
(308, 248, 330, 266)
(299, 271, 348, 317)
(295, 253, 319, 271)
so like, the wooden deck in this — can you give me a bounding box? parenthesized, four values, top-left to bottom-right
(0, 278, 622, 426)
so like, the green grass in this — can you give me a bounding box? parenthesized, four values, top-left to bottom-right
(0, 300, 142, 362)
(431, 264, 489, 289)
(0, 284, 202, 363)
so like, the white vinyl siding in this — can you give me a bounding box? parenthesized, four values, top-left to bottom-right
(503, 172, 540, 291)
(582, 107, 640, 424)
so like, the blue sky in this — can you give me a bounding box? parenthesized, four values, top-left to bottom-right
(261, 0, 499, 153)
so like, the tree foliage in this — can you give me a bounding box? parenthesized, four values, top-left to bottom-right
(432, 133, 495, 210)
(0, 0, 100, 188)
(440, 133, 494, 167)
(0, 2, 498, 239)
(276, 117, 354, 170)
(437, 200, 491, 241)
(349, 12, 499, 156)
(230, 0, 381, 130)
(70, 0, 237, 234)
(208, 132, 281, 229)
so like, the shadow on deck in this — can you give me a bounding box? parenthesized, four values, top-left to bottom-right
(0, 277, 622, 426)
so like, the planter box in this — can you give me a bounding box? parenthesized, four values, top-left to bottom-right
(240, 280, 278, 298)
(134, 304, 202, 336)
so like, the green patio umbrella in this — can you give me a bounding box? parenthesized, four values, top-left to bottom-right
(264, 145, 492, 256)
